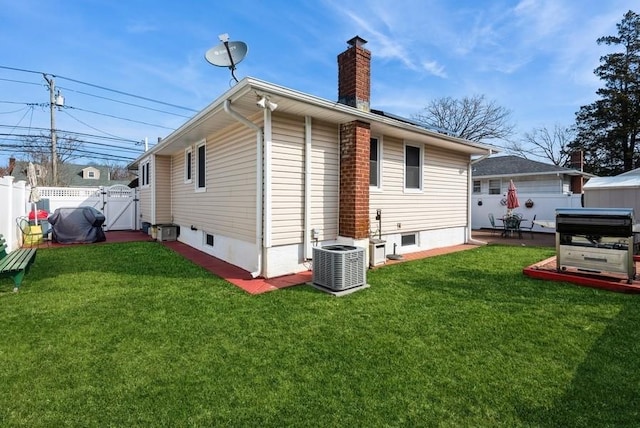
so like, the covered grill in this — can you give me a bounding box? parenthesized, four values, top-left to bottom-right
(556, 208, 636, 283)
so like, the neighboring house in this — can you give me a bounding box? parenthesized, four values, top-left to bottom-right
(11, 161, 130, 187)
(130, 36, 495, 279)
(471, 154, 594, 230)
(584, 167, 640, 216)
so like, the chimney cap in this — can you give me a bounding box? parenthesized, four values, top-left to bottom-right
(347, 35, 368, 48)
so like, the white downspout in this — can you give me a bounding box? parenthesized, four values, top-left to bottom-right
(223, 99, 263, 278)
(263, 108, 273, 249)
(467, 149, 493, 245)
(303, 116, 312, 260)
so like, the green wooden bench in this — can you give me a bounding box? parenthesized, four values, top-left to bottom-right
(0, 234, 37, 292)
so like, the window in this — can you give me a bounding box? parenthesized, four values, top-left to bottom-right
(88, 171, 95, 178)
(370, 137, 381, 188)
(401, 233, 416, 246)
(489, 179, 501, 195)
(473, 180, 481, 194)
(404, 144, 422, 190)
(205, 233, 214, 247)
(185, 148, 192, 183)
(196, 140, 206, 191)
(141, 160, 150, 187)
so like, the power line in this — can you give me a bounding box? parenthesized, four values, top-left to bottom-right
(58, 86, 192, 118)
(0, 65, 44, 75)
(0, 124, 140, 143)
(0, 134, 142, 153)
(61, 109, 138, 141)
(0, 64, 198, 112)
(56, 75, 198, 112)
(0, 77, 45, 88)
(66, 105, 175, 130)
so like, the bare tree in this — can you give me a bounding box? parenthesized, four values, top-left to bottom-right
(412, 94, 515, 142)
(100, 160, 135, 181)
(506, 124, 575, 166)
(21, 133, 82, 184)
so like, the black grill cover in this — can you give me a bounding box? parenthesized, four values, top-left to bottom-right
(48, 207, 106, 244)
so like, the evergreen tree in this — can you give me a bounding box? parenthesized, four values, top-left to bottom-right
(570, 10, 640, 175)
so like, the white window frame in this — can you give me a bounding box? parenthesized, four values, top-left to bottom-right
(184, 147, 193, 184)
(141, 160, 150, 188)
(370, 136, 382, 190)
(489, 179, 501, 195)
(404, 142, 423, 192)
(195, 139, 206, 192)
(473, 180, 481, 194)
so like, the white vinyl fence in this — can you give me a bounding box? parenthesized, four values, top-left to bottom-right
(472, 193, 583, 233)
(0, 176, 27, 251)
(1, 177, 139, 252)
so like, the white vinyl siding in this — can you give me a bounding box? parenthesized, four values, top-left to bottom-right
(139, 185, 152, 224)
(271, 114, 305, 245)
(475, 176, 573, 195)
(370, 136, 469, 233)
(171, 122, 258, 243)
(154, 155, 172, 224)
(270, 115, 339, 246)
(310, 120, 340, 242)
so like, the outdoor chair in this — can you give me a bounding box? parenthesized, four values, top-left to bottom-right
(488, 213, 502, 235)
(16, 216, 51, 247)
(519, 214, 537, 239)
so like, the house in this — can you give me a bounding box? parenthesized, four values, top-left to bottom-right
(584, 168, 640, 216)
(130, 36, 495, 279)
(471, 154, 594, 230)
(11, 160, 130, 187)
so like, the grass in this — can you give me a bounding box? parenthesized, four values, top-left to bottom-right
(1, 241, 639, 427)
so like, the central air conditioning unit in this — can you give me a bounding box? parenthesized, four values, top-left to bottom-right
(156, 224, 178, 241)
(312, 245, 366, 291)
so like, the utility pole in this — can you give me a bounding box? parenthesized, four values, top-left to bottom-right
(43, 74, 58, 185)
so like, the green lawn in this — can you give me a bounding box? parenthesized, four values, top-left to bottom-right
(1, 241, 639, 427)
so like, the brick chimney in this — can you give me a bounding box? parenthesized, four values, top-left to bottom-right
(569, 150, 584, 193)
(8, 157, 16, 175)
(337, 36, 371, 112)
(337, 37, 371, 241)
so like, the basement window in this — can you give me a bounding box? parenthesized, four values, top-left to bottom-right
(401, 233, 416, 247)
(205, 233, 214, 247)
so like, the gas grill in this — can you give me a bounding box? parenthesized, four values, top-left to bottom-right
(556, 208, 637, 283)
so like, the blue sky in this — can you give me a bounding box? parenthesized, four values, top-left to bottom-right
(0, 0, 635, 167)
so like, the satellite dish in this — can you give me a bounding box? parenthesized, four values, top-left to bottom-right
(205, 34, 248, 82)
(205, 41, 248, 68)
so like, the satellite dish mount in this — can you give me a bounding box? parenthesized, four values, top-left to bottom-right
(205, 33, 248, 83)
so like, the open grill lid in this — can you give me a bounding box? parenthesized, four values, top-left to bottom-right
(556, 208, 634, 237)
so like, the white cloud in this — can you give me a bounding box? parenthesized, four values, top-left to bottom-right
(421, 60, 447, 78)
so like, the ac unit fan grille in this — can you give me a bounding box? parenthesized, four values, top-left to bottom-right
(312, 245, 366, 291)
